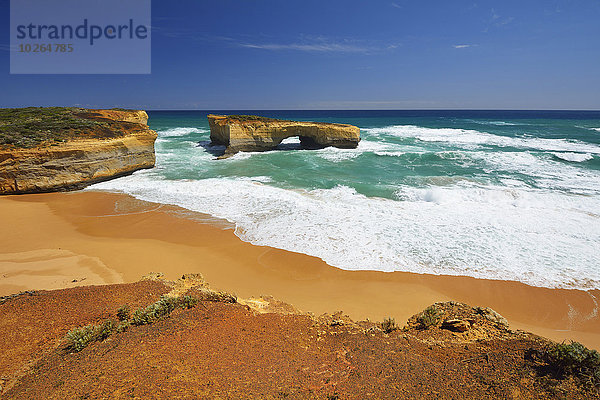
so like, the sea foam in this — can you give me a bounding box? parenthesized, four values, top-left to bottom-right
(158, 127, 208, 137)
(363, 125, 600, 154)
(90, 174, 600, 291)
(551, 152, 594, 163)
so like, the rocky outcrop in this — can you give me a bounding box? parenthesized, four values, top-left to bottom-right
(406, 301, 513, 343)
(0, 108, 157, 194)
(89, 109, 150, 125)
(208, 114, 360, 155)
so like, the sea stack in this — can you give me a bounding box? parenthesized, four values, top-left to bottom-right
(0, 107, 157, 194)
(208, 114, 360, 155)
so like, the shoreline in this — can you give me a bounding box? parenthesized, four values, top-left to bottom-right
(1, 191, 598, 349)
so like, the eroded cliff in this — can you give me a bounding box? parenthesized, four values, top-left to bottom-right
(0, 107, 157, 194)
(208, 114, 360, 155)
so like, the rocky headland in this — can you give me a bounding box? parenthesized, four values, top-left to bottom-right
(208, 114, 360, 155)
(0, 274, 598, 399)
(0, 107, 157, 194)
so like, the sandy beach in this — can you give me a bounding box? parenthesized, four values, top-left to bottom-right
(1, 191, 598, 350)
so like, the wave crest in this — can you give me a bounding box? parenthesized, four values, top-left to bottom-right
(158, 127, 208, 137)
(363, 125, 600, 154)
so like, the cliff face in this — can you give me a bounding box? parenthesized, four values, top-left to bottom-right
(85, 109, 150, 125)
(0, 108, 157, 194)
(208, 114, 360, 154)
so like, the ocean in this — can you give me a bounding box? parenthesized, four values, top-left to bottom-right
(90, 110, 600, 291)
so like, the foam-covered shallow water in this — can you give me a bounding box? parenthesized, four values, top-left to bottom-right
(89, 110, 600, 290)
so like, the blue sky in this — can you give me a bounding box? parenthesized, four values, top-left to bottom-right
(1, 0, 599, 109)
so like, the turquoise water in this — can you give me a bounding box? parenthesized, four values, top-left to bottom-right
(91, 110, 600, 290)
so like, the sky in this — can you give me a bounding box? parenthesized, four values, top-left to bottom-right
(1, 0, 599, 110)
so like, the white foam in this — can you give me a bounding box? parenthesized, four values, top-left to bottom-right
(90, 175, 600, 290)
(476, 120, 520, 126)
(363, 125, 600, 154)
(485, 121, 518, 126)
(158, 127, 207, 137)
(317, 139, 429, 160)
(226, 152, 254, 161)
(357, 139, 419, 157)
(316, 147, 361, 162)
(551, 152, 594, 163)
(499, 178, 529, 187)
(235, 176, 273, 183)
(280, 137, 301, 144)
(463, 119, 525, 126)
(470, 151, 600, 194)
(353, 140, 600, 194)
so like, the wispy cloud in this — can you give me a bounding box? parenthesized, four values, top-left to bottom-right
(239, 42, 369, 53)
(453, 44, 473, 49)
(497, 16, 515, 26)
(491, 8, 501, 20)
(152, 30, 399, 55)
(484, 8, 515, 31)
(391, 2, 403, 9)
(238, 36, 399, 54)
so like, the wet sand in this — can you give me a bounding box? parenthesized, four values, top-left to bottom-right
(1, 191, 598, 349)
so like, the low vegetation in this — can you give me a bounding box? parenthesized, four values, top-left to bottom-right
(65, 295, 198, 352)
(0, 107, 132, 148)
(194, 288, 237, 304)
(116, 305, 130, 321)
(380, 317, 397, 333)
(66, 320, 117, 353)
(416, 305, 442, 329)
(130, 295, 197, 326)
(226, 115, 279, 123)
(528, 341, 600, 388)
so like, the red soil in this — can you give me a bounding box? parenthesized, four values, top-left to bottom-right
(0, 278, 595, 399)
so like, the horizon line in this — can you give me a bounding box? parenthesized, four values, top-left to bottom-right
(143, 108, 600, 112)
(1, 106, 599, 112)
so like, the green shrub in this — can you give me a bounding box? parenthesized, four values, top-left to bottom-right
(227, 115, 278, 122)
(535, 341, 600, 387)
(381, 317, 397, 333)
(66, 325, 96, 352)
(130, 295, 201, 326)
(416, 305, 441, 329)
(0, 107, 131, 148)
(116, 321, 130, 333)
(130, 296, 180, 326)
(196, 289, 237, 304)
(179, 295, 199, 309)
(66, 320, 117, 352)
(116, 305, 130, 321)
(64, 295, 199, 352)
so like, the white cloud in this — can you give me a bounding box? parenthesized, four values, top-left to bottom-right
(238, 37, 399, 54)
(153, 32, 398, 55)
(496, 16, 515, 26)
(239, 42, 369, 53)
(453, 44, 473, 49)
(487, 8, 515, 29)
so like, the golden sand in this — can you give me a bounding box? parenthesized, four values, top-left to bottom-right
(1, 191, 598, 349)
